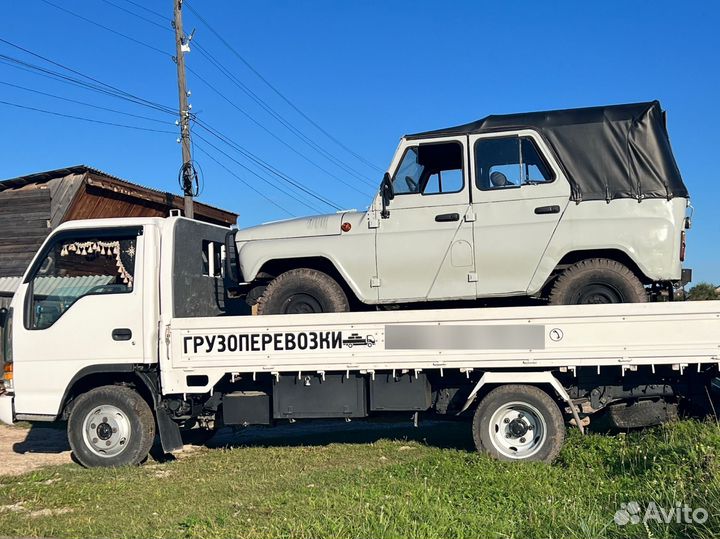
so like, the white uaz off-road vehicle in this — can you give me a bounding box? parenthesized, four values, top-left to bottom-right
(224, 101, 691, 314)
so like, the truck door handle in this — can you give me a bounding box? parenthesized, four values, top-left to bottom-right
(435, 213, 460, 222)
(112, 328, 132, 341)
(534, 205, 560, 215)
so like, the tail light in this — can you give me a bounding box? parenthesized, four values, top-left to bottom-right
(680, 231, 686, 262)
(1, 308, 12, 389)
(3, 363, 12, 383)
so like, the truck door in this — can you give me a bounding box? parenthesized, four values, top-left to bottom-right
(12, 226, 147, 416)
(376, 137, 476, 302)
(469, 131, 570, 296)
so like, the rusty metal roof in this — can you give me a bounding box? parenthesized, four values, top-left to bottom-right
(0, 164, 237, 218)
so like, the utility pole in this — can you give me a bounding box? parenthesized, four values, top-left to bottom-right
(173, 0, 194, 219)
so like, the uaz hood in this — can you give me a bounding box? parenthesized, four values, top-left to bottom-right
(235, 212, 360, 241)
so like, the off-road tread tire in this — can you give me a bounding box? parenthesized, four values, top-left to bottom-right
(68, 385, 155, 468)
(257, 268, 349, 315)
(548, 258, 647, 305)
(472, 384, 566, 463)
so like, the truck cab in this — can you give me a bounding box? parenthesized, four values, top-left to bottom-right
(0, 217, 240, 424)
(228, 101, 691, 314)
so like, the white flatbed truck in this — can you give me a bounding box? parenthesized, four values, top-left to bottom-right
(0, 216, 717, 466)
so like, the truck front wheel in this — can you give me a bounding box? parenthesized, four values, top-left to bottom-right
(472, 384, 565, 463)
(548, 258, 647, 305)
(257, 268, 349, 315)
(68, 385, 156, 468)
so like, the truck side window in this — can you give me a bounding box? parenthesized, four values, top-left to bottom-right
(201, 240, 224, 278)
(475, 136, 554, 190)
(392, 142, 464, 196)
(27, 234, 137, 330)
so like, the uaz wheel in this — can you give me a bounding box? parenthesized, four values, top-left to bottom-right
(472, 384, 565, 463)
(68, 385, 155, 468)
(257, 268, 349, 315)
(548, 258, 647, 305)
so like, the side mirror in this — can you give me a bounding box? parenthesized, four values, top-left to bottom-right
(380, 173, 394, 219)
(0, 308, 7, 329)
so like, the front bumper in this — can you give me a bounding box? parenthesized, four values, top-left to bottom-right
(0, 394, 14, 425)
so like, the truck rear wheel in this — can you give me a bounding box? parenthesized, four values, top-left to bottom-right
(68, 385, 155, 468)
(548, 258, 647, 305)
(257, 268, 349, 315)
(472, 384, 565, 463)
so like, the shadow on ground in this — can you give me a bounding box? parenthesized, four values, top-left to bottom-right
(204, 419, 475, 452)
(9, 419, 474, 461)
(12, 424, 70, 454)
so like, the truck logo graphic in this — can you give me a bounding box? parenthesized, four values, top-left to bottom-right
(342, 333, 376, 348)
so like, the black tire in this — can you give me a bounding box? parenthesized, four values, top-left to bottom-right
(68, 385, 155, 468)
(257, 268, 349, 315)
(548, 258, 647, 305)
(472, 384, 565, 463)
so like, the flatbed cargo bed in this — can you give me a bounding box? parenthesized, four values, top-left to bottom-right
(163, 300, 720, 394)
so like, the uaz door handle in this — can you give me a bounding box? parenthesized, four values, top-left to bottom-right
(534, 205, 560, 215)
(112, 328, 132, 341)
(435, 213, 460, 222)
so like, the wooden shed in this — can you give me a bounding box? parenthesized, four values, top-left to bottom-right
(0, 165, 237, 279)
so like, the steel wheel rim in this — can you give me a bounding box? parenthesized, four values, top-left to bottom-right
(282, 293, 323, 314)
(81, 404, 131, 458)
(488, 401, 547, 459)
(574, 283, 623, 304)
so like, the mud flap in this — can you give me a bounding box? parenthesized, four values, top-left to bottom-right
(156, 407, 183, 453)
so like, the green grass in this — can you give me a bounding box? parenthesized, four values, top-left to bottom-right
(0, 420, 719, 538)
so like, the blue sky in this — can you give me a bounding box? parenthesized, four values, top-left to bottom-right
(1, 1, 719, 282)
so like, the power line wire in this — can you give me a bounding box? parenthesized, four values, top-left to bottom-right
(0, 39, 176, 114)
(5, 6, 339, 212)
(39, 0, 172, 58)
(100, 0, 172, 32)
(118, 0, 167, 22)
(90, 1, 373, 194)
(194, 142, 295, 217)
(184, 0, 383, 173)
(193, 131, 324, 214)
(194, 121, 342, 211)
(0, 56, 175, 118)
(187, 65, 373, 197)
(0, 99, 176, 133)
(193, 42, 376, 187)
(0, 80, 171, 125)
(28, 3, 370, 202)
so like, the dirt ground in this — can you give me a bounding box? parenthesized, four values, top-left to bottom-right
(0, 424, 72, 476)
(0, 419, 450, 476)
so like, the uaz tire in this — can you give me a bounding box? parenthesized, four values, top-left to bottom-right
(257, 268, 349, 315)
(548, 258, 647, 305)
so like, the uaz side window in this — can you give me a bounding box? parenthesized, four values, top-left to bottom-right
(392, 142, 464, 195)
(475, 136, 554, 190)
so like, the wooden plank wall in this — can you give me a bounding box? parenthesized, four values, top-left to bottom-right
(48, 173, 84, 228)
(0, 189, 51, 276)
(64, 183, 169, 221)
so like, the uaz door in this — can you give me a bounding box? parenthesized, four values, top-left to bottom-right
(375, 137, 476, 303)
(469, 131, 570, 296)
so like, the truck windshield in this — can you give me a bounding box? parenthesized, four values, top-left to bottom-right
(26, 234, 137, 330)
